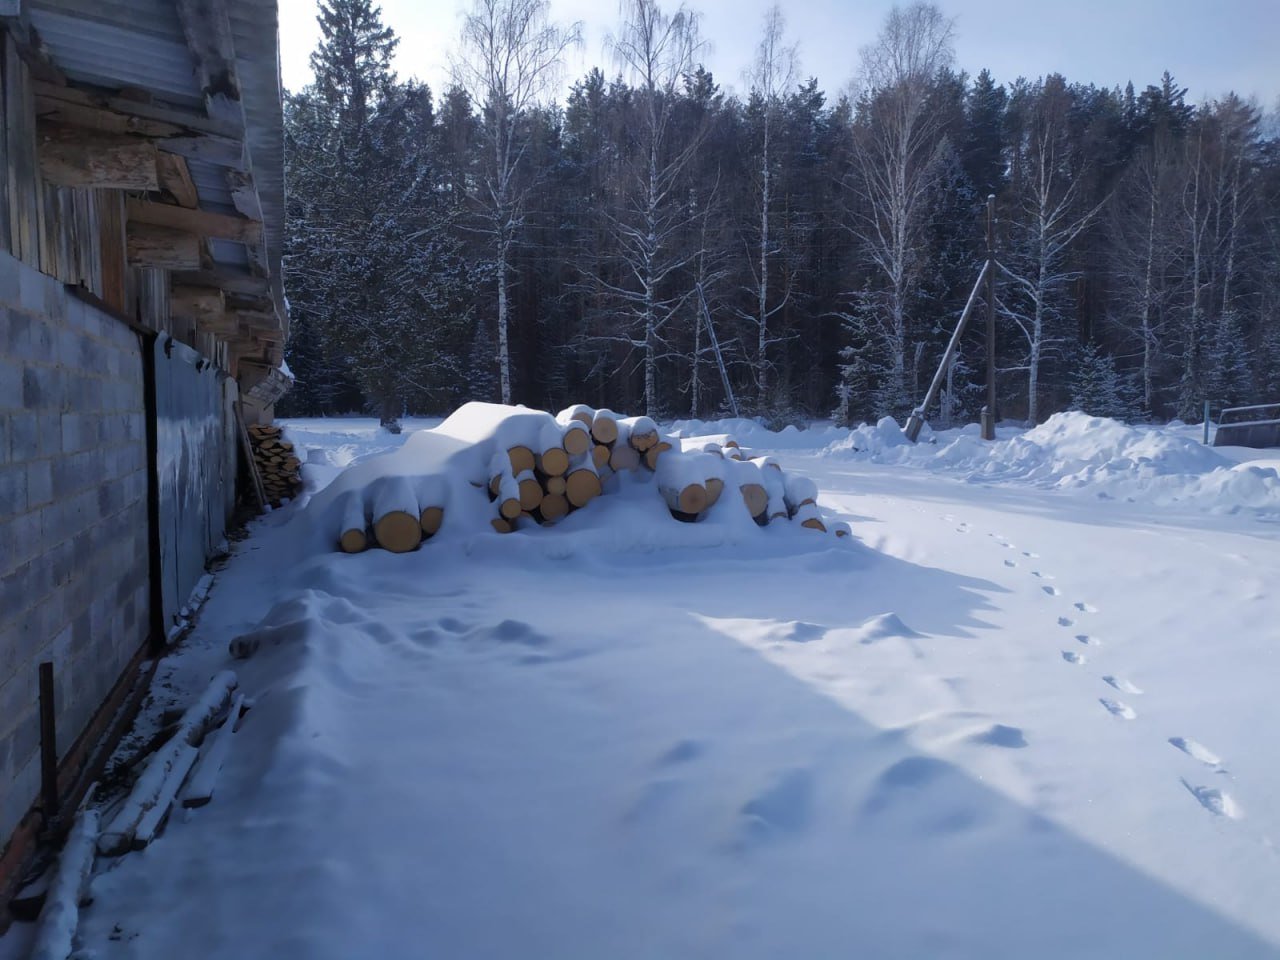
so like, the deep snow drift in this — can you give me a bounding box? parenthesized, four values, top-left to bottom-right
(8, 413, 1279, 960)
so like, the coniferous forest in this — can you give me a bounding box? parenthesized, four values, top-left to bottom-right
(280, 0, 1280, 429)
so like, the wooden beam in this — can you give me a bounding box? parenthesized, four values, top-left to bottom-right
(33, 80, 241, 140)
(158, 134, 245, 171)
(126, 197, 261, 245)
(171, 284, 225, 322)
(126, 223, 202, 270)
(37, 123, 158, 190)
(34, 93, 185, 138)
(171, 268, 270, 297)
(156, 153, 198, 208)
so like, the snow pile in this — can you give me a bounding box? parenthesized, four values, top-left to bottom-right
(824, 412, 1280, 514)
(668, 417, 845, 452)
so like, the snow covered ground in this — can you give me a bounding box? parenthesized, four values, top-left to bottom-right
(9, 413, 1280, 959)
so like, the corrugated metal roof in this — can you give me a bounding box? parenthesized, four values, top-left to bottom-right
(29, 6, 203, 108)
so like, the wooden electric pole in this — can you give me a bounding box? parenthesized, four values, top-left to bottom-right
(981, 194, 998, 441)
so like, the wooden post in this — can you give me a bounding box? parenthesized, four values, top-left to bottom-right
(39, 661, 59, 828)
(982, 194, 998, 441)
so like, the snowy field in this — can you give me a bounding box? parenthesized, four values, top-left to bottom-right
(11, 413, 1280, 959)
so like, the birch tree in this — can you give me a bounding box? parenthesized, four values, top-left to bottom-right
(597, 0, 705, 417)
(744, 5, 798, 408)
(844, 2, 955, 414)
(452, 0, 581, 403)
(1001, 75, 1104, 424)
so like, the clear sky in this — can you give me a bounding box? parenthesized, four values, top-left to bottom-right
(276, 0, 1280, 108)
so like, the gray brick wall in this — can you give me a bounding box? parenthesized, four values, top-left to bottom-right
(0, 252, 150, 842)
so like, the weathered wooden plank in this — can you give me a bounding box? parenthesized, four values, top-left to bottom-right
(126, 196, 261, 245)
(98, 189, 127, 311)
(171, 267, 269, 297)
(126, 222, 203, 270)
(32, 80, 241, 139)
(156, 151, 197, 208)
(5, 31, 41, 266)
(171, 283, 224, 322)
(38, 122, 159, 190)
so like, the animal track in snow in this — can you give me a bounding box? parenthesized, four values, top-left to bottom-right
(1041, 585, 1062, 597)
(972, 724, 1027, 748)
(1099, 698, 1137, 720)
(1074, 602, 1098, 613)
(1075, 634, 1100, 646)
(1182, 780, 1240, 819)
(1103, 676, 1143, 695)
(956, 523, 971, 533)
(1022, 551, 1040, 558)
(1004, 559, 1018, 567)
(1169, 737, 1222, 767)
(1058, 616, 1075, 628)
(1031, 571, 1054, 579)
(1062, 651, 1086, 664)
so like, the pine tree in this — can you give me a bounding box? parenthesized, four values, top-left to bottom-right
(1069, 343, 1140, 421)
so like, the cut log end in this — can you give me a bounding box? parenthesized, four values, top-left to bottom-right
(740, 483, 768, 518)
(491, 517, 512, 534)
(591, 415, 618, 445)
(339, 529, 367, 554)
(420, 506, 444, 537)
(565, 469, 602, 508)
(539, 493, 569, 522)
(545, 474, 567, 496)
(801, 518, 827, 532)
(643, 441, 672, 471)
(508, 445, 536, 474)
(373, 511, 422, 553)
(591, 443, 611, 469)
(518, 477, 544, 512)
(678, 483, 708, 515)
(563, 427, 590, 457)
(500, 497, 522, 521)
(538, 447, 569, 477)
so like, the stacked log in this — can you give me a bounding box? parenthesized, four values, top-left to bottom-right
(311, 401, 844, 552)
(246, 424, 302, 507)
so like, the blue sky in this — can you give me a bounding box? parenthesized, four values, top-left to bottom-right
(276, 0, 1280, 108)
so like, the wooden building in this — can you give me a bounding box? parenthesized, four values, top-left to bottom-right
(0, 0, 289, 912)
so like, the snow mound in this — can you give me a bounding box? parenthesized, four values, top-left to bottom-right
(825, 412, 1280, 515)
(668, 417, 845, 451)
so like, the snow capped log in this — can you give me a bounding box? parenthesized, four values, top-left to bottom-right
(29, 801, 99, 960)
(507, 445, 536, 474)
(643, 439, 673, 471)
(516, 470, 543, 512)
(705, 476, 725, 507)
(565, 457, 602, 508)
(561, 420, 590, 457)
(557, 404, 595, 427)
(750, 455, 784, 473)
(702, 442, 724, 458)
(623, 416, 659, 451)
(656, 451, 723, 516)
(831, 521, 852, 539)
(610, 441, 641, 471)
(133, 743, 199, 848)
(370, 475, 422, 553)
(794, 502, 827, 532)
(591, 409, 619, 444)
(183, 693, 244, 809)
(783, 475, 818, 514)
(536, 422, 570, 476)
(724, 458, 768, 518)
(420, 507, 444, 537)
(337, 490, 368, 554)
(493, 459, 522, 521)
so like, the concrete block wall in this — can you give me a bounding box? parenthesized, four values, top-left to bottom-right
(0, 251, 150, 842)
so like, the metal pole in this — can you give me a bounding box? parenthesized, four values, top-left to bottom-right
(39, 661, 59, 827)
(981, 194, 998, 441)
(1203, 399, 1211, 445)
(904, 260, 991, 442)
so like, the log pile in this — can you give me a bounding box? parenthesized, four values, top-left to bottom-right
(309, 402, 849, 553)
(247, 424, 302, 507)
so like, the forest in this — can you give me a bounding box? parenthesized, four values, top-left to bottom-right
(280, 0, 1280, 429)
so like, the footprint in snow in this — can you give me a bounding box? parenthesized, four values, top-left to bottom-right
(1099, 698, 1137, 720)
(1074, 602, 1098, 613)
(1023, 551, 1040, 558)
(972, 724, 1028, 748)
(1041, 585, 1062, 597)
(1058, 616, 1075, 628)
(956, 523, 971, 533)
(1103, 676, 1143, 695)
(1169, 737, 1223, 767)
(1004, 559, 1018, 567)
(1062, 650, 1086, 664)
(1182, 779, 1241, 819)
(1031, 571, 1054, 579)
(1075, 634, 1100, 646)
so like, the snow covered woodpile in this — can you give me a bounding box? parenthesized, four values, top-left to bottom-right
(302, 403, 847, 553)
(248, 424, 303, 507)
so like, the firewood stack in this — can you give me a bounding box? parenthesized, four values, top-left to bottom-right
(309, 402, 850, 553)
(247, 424, 302, 507)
